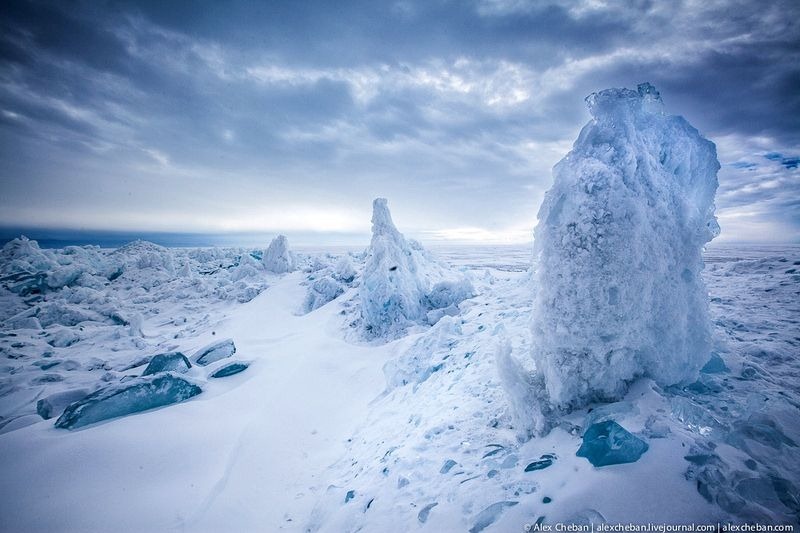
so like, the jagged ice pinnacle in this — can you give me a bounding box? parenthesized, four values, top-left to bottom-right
(529, 83, 720, 424)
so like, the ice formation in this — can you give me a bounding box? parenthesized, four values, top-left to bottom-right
(359, 198, 474, 339)
(529, 83, 720, 422)
(303, 276, 345, 312)
(54, 374, 202, 430)
(262, 235, 295, 273)
(210, 362, 249, 378)
(301, 253, 360, 313)
(0, 236, 119, 296)
(193, 338, 236, 366)
(142, 352, 192, 376)
(576, 420, 649, 467)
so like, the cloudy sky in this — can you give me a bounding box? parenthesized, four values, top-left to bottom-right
(0, 0, 798, 245)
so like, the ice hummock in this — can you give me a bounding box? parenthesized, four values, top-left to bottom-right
(527, 83, 720, 430)
(262, 235, 296, 273)
(304, 277, 345, 313)
(54, 374, 202, 430)
(359, 198, 474, 340)
(0, 236, 120, 296)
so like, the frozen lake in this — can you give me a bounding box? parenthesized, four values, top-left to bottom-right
(0, 238, 798, 531)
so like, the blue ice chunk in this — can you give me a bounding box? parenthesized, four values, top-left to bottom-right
(482, 446, 505, 459)
(345, 490, 355, 503)
(701, 353, 729, 374)
(576, 420, 648, 467)
(469, 501, 518, 533)
(418, 502, 438, 523)
(54, 374, 202, 430)
(36, 388, 90, 419)
(211, 362, 249, 378)
(142, 352, 191, 376)
(193, 338, 236, 366)
(440, 459, 457, 473)
(525, 453, 556, 472)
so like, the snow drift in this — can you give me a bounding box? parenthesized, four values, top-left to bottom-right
(528, 83, 720, 427)
(359, 198, 474, 340)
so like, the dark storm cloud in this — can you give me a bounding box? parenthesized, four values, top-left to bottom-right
(0, 0, 797, 242)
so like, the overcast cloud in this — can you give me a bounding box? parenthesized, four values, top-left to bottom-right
(0, 0, 798, 244)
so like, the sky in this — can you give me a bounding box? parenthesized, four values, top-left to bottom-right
(0, 0, 798, 245)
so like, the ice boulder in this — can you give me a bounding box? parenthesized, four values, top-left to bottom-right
(530, 83, 719, 422)
(210, 361, 249, 378)
(263, 235, 295, 273)
(193, 338, 236, 366)
(359, 198, 474, 340)
(54, 374, 201, 430)
(142, 352, 192, 376)
(576, 420, 648, 467)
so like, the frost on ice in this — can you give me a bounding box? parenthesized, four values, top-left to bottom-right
(262, 235, 296, 273)
(527, 83, 720, 431)
(359, 198, 474, 340)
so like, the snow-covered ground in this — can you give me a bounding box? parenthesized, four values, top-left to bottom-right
(0, 239, 798, 531)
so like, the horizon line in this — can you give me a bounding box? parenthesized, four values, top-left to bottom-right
(0, 226, 797, 249)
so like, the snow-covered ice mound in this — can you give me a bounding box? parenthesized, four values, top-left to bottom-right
(358, 198, 474, 340)
(529, 83, 720, 426)
(263, 234, 296, 273)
